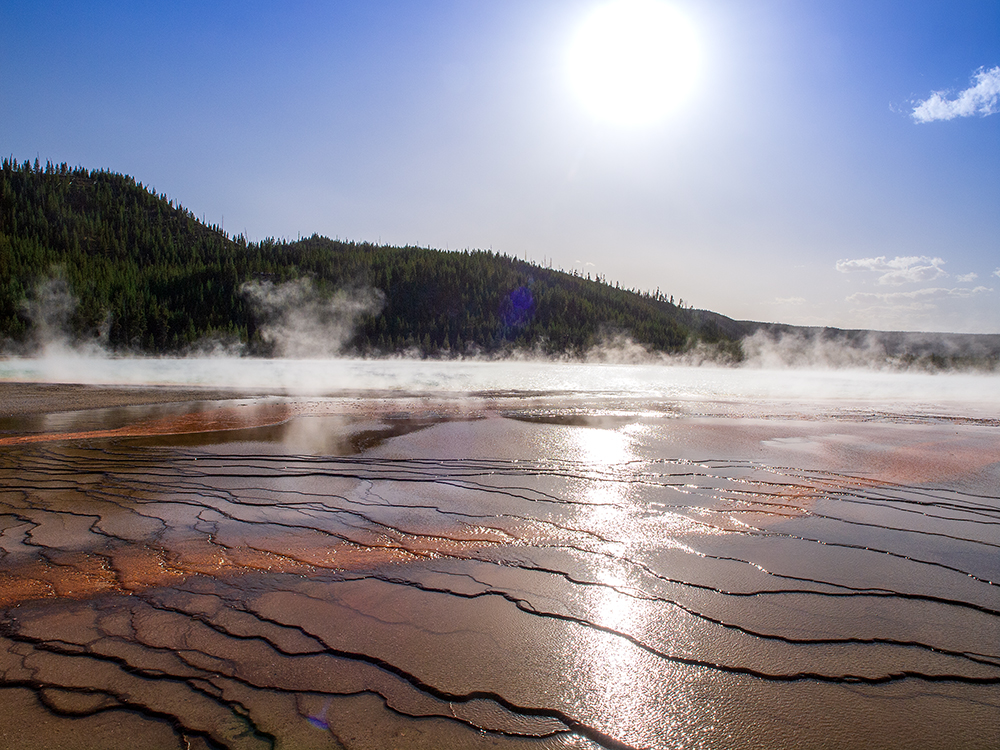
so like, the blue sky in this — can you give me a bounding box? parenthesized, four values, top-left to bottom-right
(3, 0, 998, 333)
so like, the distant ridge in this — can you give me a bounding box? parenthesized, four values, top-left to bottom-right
(1, 157, 997, 369)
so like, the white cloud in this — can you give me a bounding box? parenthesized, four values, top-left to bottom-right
(994, 268, 1000, 279)
(955, 272, 978, 283)
(912, 66, 1000, 123)
(835, 255, 947, 285)
(774, 297, 805, 305)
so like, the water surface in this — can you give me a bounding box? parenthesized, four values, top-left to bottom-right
(1, 359, 997, 748)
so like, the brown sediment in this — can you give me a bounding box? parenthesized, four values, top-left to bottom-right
(0, 381, 267, 417)
(0, 402, 295, 446)
(854, 437, 1000, 486)
(662, 418, 1000, 487)
(0, 534, 506, 609)
(0, 387, 998, 750)
(0, 381, 493, 446)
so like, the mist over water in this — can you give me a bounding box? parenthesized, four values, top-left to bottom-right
(1, 355, 997, 420)
(6, 272, 995, 421)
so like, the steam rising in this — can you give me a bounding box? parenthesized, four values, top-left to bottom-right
(741, 328, 999, 371)
(241, 279, 385, 358)
(19, 275, 108, 357)
(2, 276, 996, 407)
(741, 330, 893, 370)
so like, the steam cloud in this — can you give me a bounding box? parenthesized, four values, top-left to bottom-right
(741, 330, 895, 370)
(4, 275, 994, 385)
(22, 276, 75, 351)
(241, 278, 385, 358)
(19, 275, 108, 357)
(739, 328, 999, 371)
(912, 65, 1000, 123)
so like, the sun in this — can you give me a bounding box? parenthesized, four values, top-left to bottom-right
(567, 0, 702, 127)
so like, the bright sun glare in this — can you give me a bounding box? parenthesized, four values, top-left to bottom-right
(567, 0, 702, 126)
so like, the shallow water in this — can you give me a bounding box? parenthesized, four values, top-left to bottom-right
(0, 360, 998, 749)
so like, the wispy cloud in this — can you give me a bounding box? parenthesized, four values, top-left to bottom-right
(994, 268, 1000, 279)
(835, 255, 947, 285)
(955, 272, 978, 283)
(774, 297, 805, 305)
(848, 286, 992, 308)
(912, 65, 1000, 123)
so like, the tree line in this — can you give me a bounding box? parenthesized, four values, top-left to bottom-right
(0, 157, 743, 359)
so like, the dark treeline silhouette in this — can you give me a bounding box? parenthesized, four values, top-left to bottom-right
(0, 158, 742, 358)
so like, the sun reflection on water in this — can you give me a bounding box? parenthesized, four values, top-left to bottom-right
(559, 561, 716, 749)
(531, 421, 695, 745)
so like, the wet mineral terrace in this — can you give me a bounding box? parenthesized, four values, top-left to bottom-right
(0, 386, 998, 749)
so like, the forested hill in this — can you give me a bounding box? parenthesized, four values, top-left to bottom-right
(0, 158, 741, 358)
